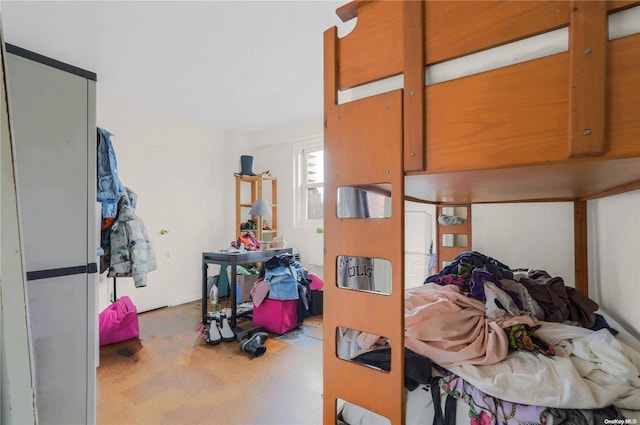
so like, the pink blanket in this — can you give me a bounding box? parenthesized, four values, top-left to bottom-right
(404, 283, 537, 367)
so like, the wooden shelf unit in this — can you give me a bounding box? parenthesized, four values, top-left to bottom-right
(235, 175, 278, 242)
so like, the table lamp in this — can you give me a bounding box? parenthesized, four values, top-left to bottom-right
(249, 199, 271, 239)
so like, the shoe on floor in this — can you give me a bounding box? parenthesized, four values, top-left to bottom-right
(236, 326, 266, 342)
(219, 314, 236, 342)
(205, 322, 222, 345)
(239, 332, 269, 358)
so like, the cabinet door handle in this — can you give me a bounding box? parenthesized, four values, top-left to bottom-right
(160, 229, 169, 235)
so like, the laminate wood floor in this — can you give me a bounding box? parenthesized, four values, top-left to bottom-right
(97, 301, 323, 425)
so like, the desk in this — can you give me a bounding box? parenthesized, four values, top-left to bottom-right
(201, 248, 293, 328)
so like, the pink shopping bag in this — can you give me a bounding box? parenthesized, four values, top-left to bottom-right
(98, 296, 140, 346)
(253, 297, 300, 335)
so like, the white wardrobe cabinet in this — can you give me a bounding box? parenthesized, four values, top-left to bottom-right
(5, 44, 98, 425)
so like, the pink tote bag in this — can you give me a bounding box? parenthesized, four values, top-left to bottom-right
(99, 296, 140, 346)
(253, 298, 300, 335)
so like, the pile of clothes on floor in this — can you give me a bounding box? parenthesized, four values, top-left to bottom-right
(251, 253, 322, 335)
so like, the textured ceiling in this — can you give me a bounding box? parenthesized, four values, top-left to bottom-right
(1, 1, 352, 131)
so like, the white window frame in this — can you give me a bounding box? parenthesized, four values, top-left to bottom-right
(295, 138, 324, 227)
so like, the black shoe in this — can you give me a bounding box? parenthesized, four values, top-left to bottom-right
(239, 332, 269, 357)
(236, 326, 266, 343)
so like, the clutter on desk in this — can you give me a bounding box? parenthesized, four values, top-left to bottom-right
(221, 232, 286, 253)
(271, 235, 286, 249)
(230, 231, 261, 251)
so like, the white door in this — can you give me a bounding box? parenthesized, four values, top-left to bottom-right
(97, 92, 173, 314)
(104, 139, 172, 313)
(96, 91, 223, 313)
(405, 201, 435, 288)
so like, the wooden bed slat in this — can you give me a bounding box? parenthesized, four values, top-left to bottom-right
(608, 0, 640, 12)
(425, 54, 569, 174)
(337, 1, 638, 26)
(424, 1, 569, 66)
(569, 1, 607, 158)
(337, 1, 403, 90)
(582, 179, 640, 201)
(606, 33, 640, 157)
(405, 156, 640, 204)
(421, 32, 640, 176)
(333, 1, 639, 92)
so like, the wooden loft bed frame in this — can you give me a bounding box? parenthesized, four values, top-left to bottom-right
(322, 1, 640, 423)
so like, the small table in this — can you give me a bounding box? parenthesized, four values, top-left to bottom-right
(201, 248, 293, 328)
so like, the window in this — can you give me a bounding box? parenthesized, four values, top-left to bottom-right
(296, 142, 324, 225)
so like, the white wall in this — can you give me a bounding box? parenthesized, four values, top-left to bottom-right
(97, 91, 228, 310)
(588, 190, 640, 339)
(96, 103, 325, 312)
(472, 202, 575, 287)
(405, 201, 436, 288)
(250, 116, 325, 276)
(221, 129, 256, 244)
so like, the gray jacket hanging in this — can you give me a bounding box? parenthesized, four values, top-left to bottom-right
(108, 188, 157, 287)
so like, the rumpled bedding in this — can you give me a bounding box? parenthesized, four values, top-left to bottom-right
(403, 278, 640, 411)
(340, 250, 640, 424)
(404, 283, 538, 367)
(447, 322, 640, 410)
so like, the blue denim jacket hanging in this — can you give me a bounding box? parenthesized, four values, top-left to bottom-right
(265, 264, 299, 300)
(97, 127, 124, 218)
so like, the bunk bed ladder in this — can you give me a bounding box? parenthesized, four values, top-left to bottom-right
(324, 26, 405, 425)
(435, 205, 472, 272)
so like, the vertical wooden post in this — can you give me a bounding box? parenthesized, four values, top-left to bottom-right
(403, 1, 425, 171)
(323, 25, 340, 425)
(271, 178, 278, 240)
(235, 177, 241, 238)
(256, 175, 263, 241)
(574, 200, 589, 295)
(568, 0, 607, 157)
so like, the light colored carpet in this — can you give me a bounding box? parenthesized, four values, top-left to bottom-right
(308, 324, 323, 341)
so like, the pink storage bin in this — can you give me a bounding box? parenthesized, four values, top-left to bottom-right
(98, 295, 140, 346)
(253, 298, 300, 335)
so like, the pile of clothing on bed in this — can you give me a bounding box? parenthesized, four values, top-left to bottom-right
(340, 251, 640, 425)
